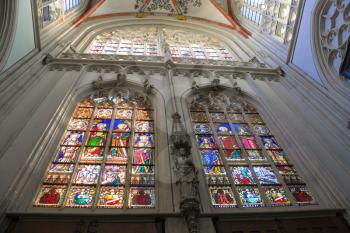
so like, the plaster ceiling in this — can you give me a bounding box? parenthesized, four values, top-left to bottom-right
(80, 0, 249, 37)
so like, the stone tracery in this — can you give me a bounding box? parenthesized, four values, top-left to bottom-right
(85, 25, 236, 61)
(318, 0, 350, 78)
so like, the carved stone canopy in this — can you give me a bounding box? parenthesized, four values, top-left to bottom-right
(171, 113, 191, 152)
(190, 89, 244, 112)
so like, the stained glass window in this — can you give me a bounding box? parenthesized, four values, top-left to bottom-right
(85, 26, 236, 61)
(34, 93, 156, 208)
(190, 96, 315, 208)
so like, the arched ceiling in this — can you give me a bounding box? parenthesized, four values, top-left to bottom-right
(78, 0, 250, 38)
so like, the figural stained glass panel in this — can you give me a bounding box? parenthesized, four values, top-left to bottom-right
(34, 94, 156, 208)
(190, 98, 315, 208)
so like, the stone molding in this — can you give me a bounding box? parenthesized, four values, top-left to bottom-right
(47, 57, 281, 82)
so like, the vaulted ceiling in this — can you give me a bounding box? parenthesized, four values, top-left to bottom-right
(80, 0, 249, 37)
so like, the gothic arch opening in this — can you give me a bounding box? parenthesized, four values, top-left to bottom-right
(34, 87, 158, 209)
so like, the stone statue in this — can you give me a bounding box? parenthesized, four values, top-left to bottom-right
(171, 113, 200, 233)
(174, 148, 199, 200)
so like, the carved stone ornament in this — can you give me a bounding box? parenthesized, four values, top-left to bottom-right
(171, 113, 191, 150)
(247, 57, 266, 68)
(42, 54, 54, 65)
(191, 89, 243, 112)
(144, 79, 154, 95)
(180, 198, 201, 233)
(92, 76, 107, 98)
(191, 81, 200, 91)
(211, 78, 221, 91)
(276, 66, 285, 77)
(250, 73, 278, 81)
(116, 73, 127, 86)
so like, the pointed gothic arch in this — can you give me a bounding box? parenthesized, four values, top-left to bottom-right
(33, 83, 160, 209)
(185, 86, 315, 208)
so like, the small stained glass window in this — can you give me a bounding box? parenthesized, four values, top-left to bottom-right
(34, 92, 156, 209)
(190, 97, 315, 208)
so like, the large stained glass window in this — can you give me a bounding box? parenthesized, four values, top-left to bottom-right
(190, 93, 315, 208)
(34, 91, 156, 208)
(85, 26, 236, 61)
